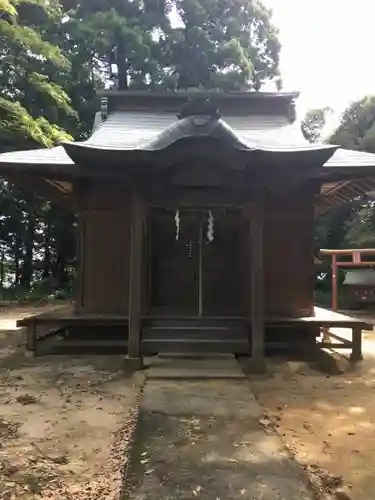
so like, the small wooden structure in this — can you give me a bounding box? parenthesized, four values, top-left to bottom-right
(343, 269, 375, 304)
(1, 91, 375, 368)
(321, 248, 375, 310)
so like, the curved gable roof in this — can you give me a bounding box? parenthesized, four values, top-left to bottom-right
(0, 94, 374, 180)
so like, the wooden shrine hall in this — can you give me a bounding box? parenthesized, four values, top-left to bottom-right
(1, 90, 375, 370)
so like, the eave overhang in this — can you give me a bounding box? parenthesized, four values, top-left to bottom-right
(1, 92, 375, 215)
(61, 114, 338, 174)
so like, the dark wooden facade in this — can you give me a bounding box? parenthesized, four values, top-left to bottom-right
(2, 91, 375, 365)
(75, 179, 316, 319)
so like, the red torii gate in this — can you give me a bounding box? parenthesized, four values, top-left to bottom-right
(320, 248, 375, 311)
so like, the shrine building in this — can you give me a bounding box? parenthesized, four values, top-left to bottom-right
(1, 91, 375, 369)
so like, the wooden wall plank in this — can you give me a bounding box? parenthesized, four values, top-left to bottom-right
(263, 189, 315, 317)
(128, 192, 144, 358)
(250, 193, 265, 369)
(80, 180, 132, 314)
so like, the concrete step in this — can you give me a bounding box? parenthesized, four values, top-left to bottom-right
(142, 326, 248, 340)
(142, 338, 250, 354)
(144, 317, 247, 327)
(145, 354, 246, 379)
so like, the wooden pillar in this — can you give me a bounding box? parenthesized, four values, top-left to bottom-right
(74, 180, 85, 314)
(127, 191, 144, 365)
(74, 212, 85, 313)
(351, 325, 363, 362)
(332, 253, 338, 311)
(250, 194, 266, 372)
(26, 320, 37, 356)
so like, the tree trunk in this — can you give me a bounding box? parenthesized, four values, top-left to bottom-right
(14, 236, 22, 287)
(0, 252, 4, 300)
(20, 211, 36, 289)
(117, 42, 129, 90)
(42, 221, 52, 280)
(53, 251, 68, 288)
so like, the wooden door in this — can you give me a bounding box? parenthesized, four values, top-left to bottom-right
(202, 209, 245, 315)
(150, 209, 199, 314)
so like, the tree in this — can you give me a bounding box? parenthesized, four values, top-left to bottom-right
(61, 0, 170, 91)
(0, 0, 75, 149)
(329, 97, 375, 248)
(0, 0, 78, 297)
(330, 96, 375, 152)
(61, 0, 281, 92)
(344, 199, 375, 247)
(159, 0, 281, 90)
(305, 98, 375, 254)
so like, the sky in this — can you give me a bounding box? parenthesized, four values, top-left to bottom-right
(263, 0, 375, 118)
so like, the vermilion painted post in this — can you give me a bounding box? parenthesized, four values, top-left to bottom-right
(332, 254, 338, 311)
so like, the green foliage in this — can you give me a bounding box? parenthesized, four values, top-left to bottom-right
(0, 97, 72, 146)
(307, 97, 375, 274)
(344, 200, 375, 247)
(160, 0, 280, 90)
(61, 0, 280, 91)
(331, 96, 375, 152)
(0, 0, 17, 15)
(0, 0, 74, 148)
(329, 97, 375, 249)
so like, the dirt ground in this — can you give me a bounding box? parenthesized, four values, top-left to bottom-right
(2, 305, 375, 499)
(0, 305, 142, 500)
(251, 330, 375, 499)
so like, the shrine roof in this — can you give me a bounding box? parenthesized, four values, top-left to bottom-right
(0, 92, 375, 179)
(343, 269, 375, 286)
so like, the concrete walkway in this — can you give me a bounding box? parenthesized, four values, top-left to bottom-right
(125, 378, 316, 499)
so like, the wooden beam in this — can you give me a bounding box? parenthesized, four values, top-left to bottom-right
(321, 248, 375, 255)
(144, 188, 252, 208)
(3, 172, 74, 211)
(43, 178, 72, 194)
(337, 261, 375, 267)
(127, 190, 144, 364)
(249, 193, 266, 372)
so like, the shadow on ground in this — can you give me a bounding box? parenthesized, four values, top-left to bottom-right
(251, 339, 375, 499)
(122, 380, 316, 500)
